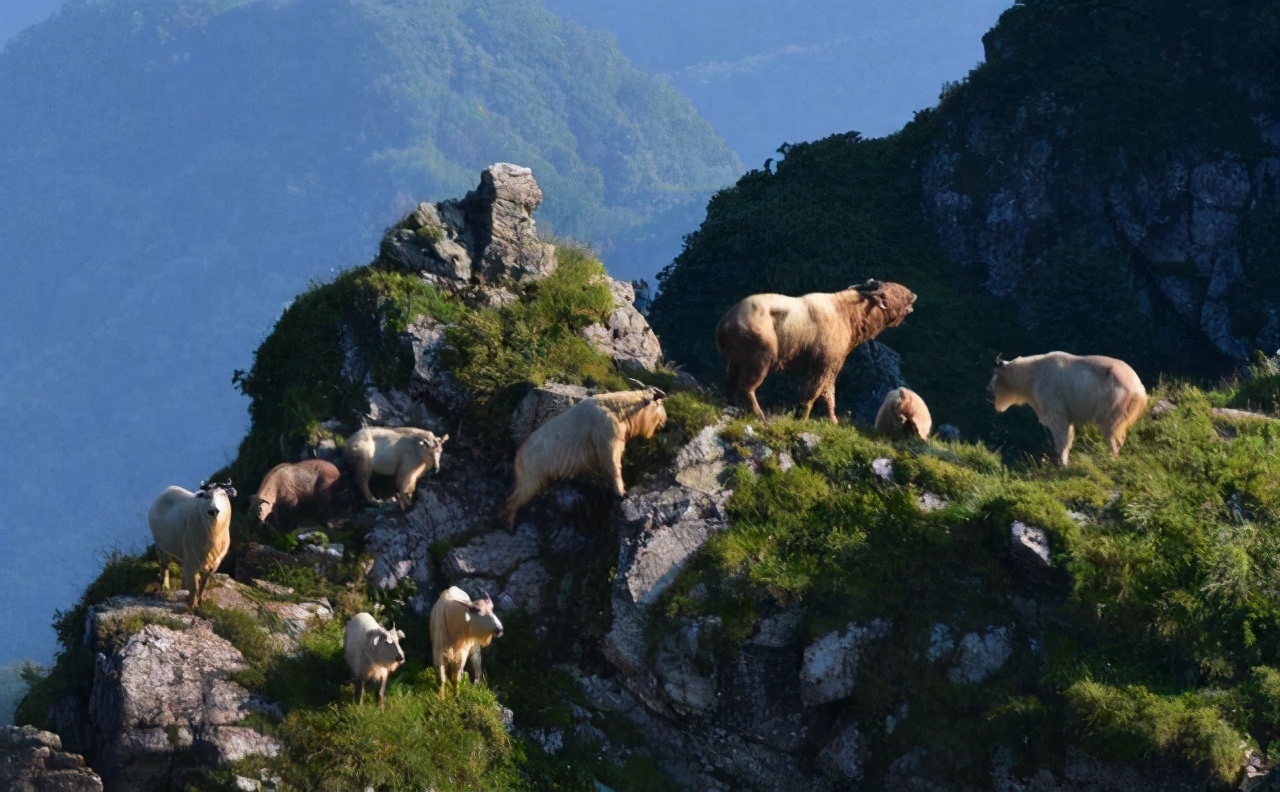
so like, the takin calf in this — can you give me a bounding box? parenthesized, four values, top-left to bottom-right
(500, 388, 667, 529)
(715, 279, 916, 423)
(429, 586, 504, 697)
(875, 387, 933, 440)
(250, 458, 341, 533)
(989, 351, 1148, 466)
(148, 480, 235, 609)
(345, 426, 449, 510)
(343, 612, 406, 706)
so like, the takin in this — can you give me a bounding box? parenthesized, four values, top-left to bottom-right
(429, 586, 504, 697)
(250, 458, 341, 533)
(715, 279, 916, 423)
(874, 387, 933, 440)
(343, 612, 406, 706)
(500, 387, 667, 529)
(345, 426, 449, 510)
(148, 480, 236, 609)
(989, 351, 1148, 466)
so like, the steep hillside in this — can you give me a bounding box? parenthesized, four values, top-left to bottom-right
(649, 0, 1279, 438)
(12, 168, 1280, 790)
(0, 0, 739, 666)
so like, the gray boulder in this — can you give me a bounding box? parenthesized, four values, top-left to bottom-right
(581, 277, 663, 373)
(0, 724, 102, 792)
(800, 620, 890, 706)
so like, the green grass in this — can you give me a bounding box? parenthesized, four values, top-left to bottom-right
(654, 374, 1280, 785)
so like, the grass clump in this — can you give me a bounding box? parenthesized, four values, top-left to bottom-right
(275, 673, 519, 791)
(444, 244, 624, 415)
(1065, 681, 1242, 784)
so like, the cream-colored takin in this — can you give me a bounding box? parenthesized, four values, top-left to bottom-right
(989, 352, 1148, 466)
(429, 587, 503, 697)
(148, 480, 235, 609)
(500, 388, 667, 528)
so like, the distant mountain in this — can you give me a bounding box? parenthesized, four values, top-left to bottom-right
(0, 0, 739, 666)
(542, 0, 1011, 167)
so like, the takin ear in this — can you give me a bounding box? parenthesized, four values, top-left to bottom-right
(371, 633, 384, 647)
(994, 354, 1007, 368)
(396, 629, 406, 640)
(439, 434, 449, 444)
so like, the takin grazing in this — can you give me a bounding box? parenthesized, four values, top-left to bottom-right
(499, 387, 667, 529)
(874, 387, 933, 440)
(429, 586, 504, 697)
(148, 480, 236, 609)
(344, 426, 449, 510)
(715, 279, 917, 423)
(988, 352, 1148, 467)
(343, 612, 406, 706)
(250, 458, 341, 533)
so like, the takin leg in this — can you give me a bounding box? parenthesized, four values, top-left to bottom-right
(395, 463, 425, 511)
(355, 677, 365, 706)
(354, 457, 379, 506)
(822, 379, 839, 424)
(182, 567, 198, 611)
(1044, 417, 1075, 467)
(467, 648, 483, 685)
(606, 439, 627, 498)
(156, 547, 171, 592)
(737, 352, 774, 422)
(378, 673, 389, 707)
(437, 663, 450, 698)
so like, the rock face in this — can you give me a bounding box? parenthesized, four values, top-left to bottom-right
(581, 277, 664, 373)
(0, 725, 102, 792)
(43, 583, 317, 791)
(380, 163, 557, 285)
(920, 30, 1280, 365)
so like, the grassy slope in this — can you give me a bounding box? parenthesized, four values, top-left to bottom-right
(658, 361, 1280, 785)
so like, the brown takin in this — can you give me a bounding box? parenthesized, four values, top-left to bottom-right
(249, 459, 341, 533)
(499, 388, 667, 529)
(715, 279, 916, 423)
(875, 387, 933, 440)
(429, 586, 504, 697)
(988, 352, 1148, 466)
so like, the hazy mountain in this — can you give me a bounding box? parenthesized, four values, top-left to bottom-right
(0, 0, 739, 666)
(542, 0, 1011, 167)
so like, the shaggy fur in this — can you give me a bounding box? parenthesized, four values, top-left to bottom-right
(343, 612, 406, 706)
(499, 389, 667, 528)
(875, 387, 933, 440)
(250, 459, 341, 532)
(989, 351, 1148, 466)
(148, 483, 233, 609)
(715, 280, 917, 423)
(345, 427, 449, 510)
(429, 587, 504, 697)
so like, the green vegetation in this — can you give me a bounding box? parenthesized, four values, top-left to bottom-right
(655, 374, 1280, 785)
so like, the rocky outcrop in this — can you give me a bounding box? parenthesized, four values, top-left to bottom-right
(0, 725, 102, 792)
(581, 277, 664, 373)
(380, 163, 557, 285)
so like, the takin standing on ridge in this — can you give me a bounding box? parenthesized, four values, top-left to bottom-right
(715, 279, 917, 423)
(988, 351, 1148, 466)
(148, 480, 235, 610)
(429, 586, 504, 697)
(875, 387, 933, 440)
(249, 458, 342, 533)
(344, 426, 449, 510)
(343, 612, 406, 706)
(499, 387, 667, 529)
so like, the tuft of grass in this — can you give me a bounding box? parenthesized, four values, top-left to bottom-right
(274, 669, 519, 791)
(1064, 680, 1242, 784)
